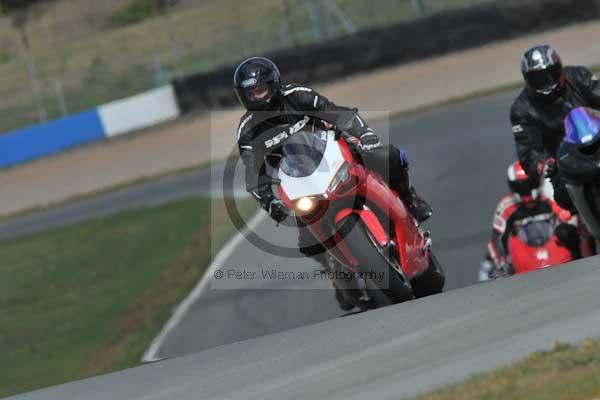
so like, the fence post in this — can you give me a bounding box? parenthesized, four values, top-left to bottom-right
(157, 0, 181, 77)
(21, 36, 47, 122)
(53, 79, 68, 117)
(323, 0, 357, 33)
(308, 0, 322, 40)
(411, 0, 425, 17)
(281, 0, 299, 47)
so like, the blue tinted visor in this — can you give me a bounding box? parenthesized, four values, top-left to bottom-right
(564, 107, 600, 145)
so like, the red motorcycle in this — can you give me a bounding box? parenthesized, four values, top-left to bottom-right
(480, 212, 576, 281)
(273, 126, 445, 310)
(507, 214, 574, 274)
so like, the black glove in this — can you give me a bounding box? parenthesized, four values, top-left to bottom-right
(357, 131, 381, 152)
(536, 157, 557, 178)
(266, 198, 288, 223)
(545, 158, 558, 178)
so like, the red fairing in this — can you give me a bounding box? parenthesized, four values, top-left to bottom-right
(327, 138, 429, 280)
(285, 134, 431, 281)
(277, 184, 293, 209)
(334, 208, 389, 248)
(508, 234, 572, 274)
(337, 135, 356, 163)
(357, 173, 428, 279)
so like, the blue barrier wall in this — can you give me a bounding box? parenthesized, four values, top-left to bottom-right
(0, 109, 105, 168)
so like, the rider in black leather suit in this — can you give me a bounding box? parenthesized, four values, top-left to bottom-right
(234, 57, 432, 310)
(510, 45, 600, 210)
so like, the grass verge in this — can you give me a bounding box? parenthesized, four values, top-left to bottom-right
(0, 196, 256, 397)
(0, 0, 490, 132)
(415, 339, 600, 400)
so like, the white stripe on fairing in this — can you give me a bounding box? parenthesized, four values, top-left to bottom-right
(141, 210, 268, 362)
(240, 145, 253, 150)
(313, 95, 318, 108)
(98, 85, 180, 138)
(283, 87, 312, 96)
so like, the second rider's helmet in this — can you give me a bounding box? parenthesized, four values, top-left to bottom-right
(521, 45, 565, 100)
(233, 57, 282, 111)
(507, 161, 541, 205)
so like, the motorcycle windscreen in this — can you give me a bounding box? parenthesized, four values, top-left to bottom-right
(278, 130, 344, 200)
(563, 107, 600, 146)
(517, 220, 553, 247)
(280, 130, 327, 177)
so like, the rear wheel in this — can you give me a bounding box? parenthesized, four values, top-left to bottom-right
(337, 215, 413, 307)
(411, 250, 445, 298)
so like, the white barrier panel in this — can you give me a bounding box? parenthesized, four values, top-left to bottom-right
(98, 85, 180, 138)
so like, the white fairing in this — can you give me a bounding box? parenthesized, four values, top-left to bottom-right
(278, 131, 345, 201)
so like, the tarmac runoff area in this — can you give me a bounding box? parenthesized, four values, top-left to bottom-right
(9, 255, 600, 400)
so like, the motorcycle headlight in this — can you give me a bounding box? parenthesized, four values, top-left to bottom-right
(295, 197, 317, 214)
(328, 163, 350, 193)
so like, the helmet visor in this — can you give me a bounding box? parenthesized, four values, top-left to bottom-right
(246, 83, 272, 101)
(526, 65, 562, 93)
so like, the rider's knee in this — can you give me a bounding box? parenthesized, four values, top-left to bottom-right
(551, 181, 575, 211)
(554, 222, 580, 249)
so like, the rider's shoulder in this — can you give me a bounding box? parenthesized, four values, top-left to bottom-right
(496, 194, 519, 216)
(282, 83, 314, 97)
(564, 65, 592, 81)
(237, 111, 255, 140)
(511, 88, 529, 106)
(510, 89, 530, 117)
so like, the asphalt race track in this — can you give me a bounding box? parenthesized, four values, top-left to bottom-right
(4, 88, 549, 399)
(152, 89, 520, 358)
(0, 164, 248, 241)
(2, 89, 519, 356)
(11, 256, 600, 400)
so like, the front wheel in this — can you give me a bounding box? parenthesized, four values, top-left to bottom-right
(583, 183, 600, 241)
(337, 215, 413, 307)
(411, 250, 445, 298)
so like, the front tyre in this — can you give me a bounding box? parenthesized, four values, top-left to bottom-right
(337, 215, 413, 307)
(411, 250, 445, 298)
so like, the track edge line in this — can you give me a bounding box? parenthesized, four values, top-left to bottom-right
(141, 209, 268, 362)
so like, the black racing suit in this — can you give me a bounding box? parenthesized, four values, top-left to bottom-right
(510, 66, 600, 210)
(237, 83, 412, 259)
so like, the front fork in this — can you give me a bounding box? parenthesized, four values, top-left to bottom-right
(325, 252, 372, 309)
(566, 183, 600, 240)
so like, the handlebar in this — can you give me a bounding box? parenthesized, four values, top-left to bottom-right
(246, 178, 281, 192)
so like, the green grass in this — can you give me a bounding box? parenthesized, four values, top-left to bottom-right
(109, 0, 165, 27)
(415, 339, 600, 400)
(0, 196, 256, 397)
(0, 0, 492, 133)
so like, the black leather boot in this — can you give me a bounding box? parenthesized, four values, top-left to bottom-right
(402, 186, 433, 222)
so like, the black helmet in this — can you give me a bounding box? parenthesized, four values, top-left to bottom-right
(521, 45, 564, 100)
(233, 57, 281, 111)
